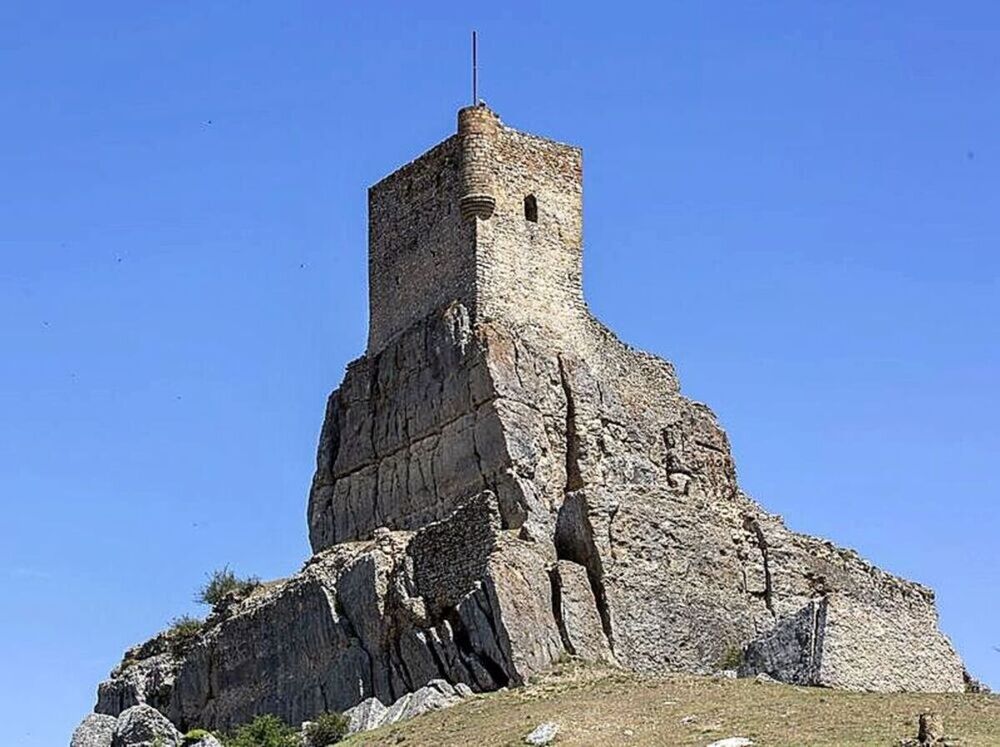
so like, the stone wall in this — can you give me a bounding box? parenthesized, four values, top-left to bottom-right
(367, 106, 588, 355)
(367, 136, 474, 353)
(474, 124, 586, 343)
(95, 493, 566, 733)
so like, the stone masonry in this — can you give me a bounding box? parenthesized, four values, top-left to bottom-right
(77, 104, 967, 743)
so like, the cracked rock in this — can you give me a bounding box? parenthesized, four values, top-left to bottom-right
(76, 106, 967, 744)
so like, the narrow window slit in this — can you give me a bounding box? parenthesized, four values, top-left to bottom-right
(524, 194, 538, 223)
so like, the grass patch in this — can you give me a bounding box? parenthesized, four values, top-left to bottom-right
(339, 662, 1000, 746)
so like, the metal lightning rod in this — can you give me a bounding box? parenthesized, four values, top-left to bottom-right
(472, 31, 478, 105)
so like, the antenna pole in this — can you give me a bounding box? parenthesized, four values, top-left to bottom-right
(472, 31, 478, 105)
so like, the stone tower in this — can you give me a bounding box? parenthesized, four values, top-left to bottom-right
(368, 104, 585, 354)
(81, 104, 968, 742)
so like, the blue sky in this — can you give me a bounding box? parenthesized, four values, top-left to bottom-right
(1, 2, 997, 744)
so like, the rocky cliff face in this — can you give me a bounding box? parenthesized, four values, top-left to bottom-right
(84, 303, 965, 740)
(78, 106, 967, 744)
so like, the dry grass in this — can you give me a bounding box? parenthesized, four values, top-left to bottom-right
(342, 662, 1000, 746)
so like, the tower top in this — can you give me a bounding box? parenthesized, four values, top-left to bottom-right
(366, 107, 584, 354)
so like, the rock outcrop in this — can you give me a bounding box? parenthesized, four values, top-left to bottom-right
(343, 678, 473, 736)
(70, 714, 116, 747)
(111, 705, 181, 747)
(74, 104, 966, 743)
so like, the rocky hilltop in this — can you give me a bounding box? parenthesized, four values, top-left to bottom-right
(74, 105, 966, 744)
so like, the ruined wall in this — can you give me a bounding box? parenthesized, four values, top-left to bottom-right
(96, 493, 567, 732)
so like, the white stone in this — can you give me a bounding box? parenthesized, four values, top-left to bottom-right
(524, 722, 559, 745)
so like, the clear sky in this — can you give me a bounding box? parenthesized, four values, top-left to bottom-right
(2, 2, 998, 745)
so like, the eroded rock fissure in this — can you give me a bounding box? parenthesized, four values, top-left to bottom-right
(548, 567, 574, 655)
(444, 608, 509, 689)
(809, 596, 826, 676)
(557, 356, 584, 492)
(744, 516, 775, 617)
(554, 502, 616, 656)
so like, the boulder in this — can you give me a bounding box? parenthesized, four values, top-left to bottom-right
(344, 697, 387, 734)
(524, 722, 559, 745)
(343, 677, 472, 735)
(111, 705, 180, 747)
(70, 713, 116, 747)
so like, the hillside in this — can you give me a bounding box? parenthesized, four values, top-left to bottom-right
(342, 662, 1000, 746)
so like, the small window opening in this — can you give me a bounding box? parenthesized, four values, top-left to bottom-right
(524, 194, 538, 223)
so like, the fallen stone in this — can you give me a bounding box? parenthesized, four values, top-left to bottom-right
(707, 739, 754, 747)
(344, 697, 387, 734)
(524, 722, 559, 745)
(70, 713, 116, 747)
(395, 682, 461, 722)
(343, 678, 473, 735)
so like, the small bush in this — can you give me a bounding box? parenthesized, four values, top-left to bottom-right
(718, 644, 744, 671)
(197, 565, 260, 608)
(166, 615, 204, 657)
(183, 729, 215, 745)
(169, 615, 204, 638)
(304, 712, 350, 746)
(223, 714, 298, 747)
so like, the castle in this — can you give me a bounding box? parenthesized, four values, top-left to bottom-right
(74, 104, 968, 745)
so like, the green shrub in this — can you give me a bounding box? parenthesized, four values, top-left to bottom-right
(718, 644, 744, 670)
(182, 729, 215, 745)
(223, 714, 298, 747)
(166, 615, 204, 658)
(197, 565, 260, 608)
(304, 712, 350, 746)
(169, 615, 203, 638)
